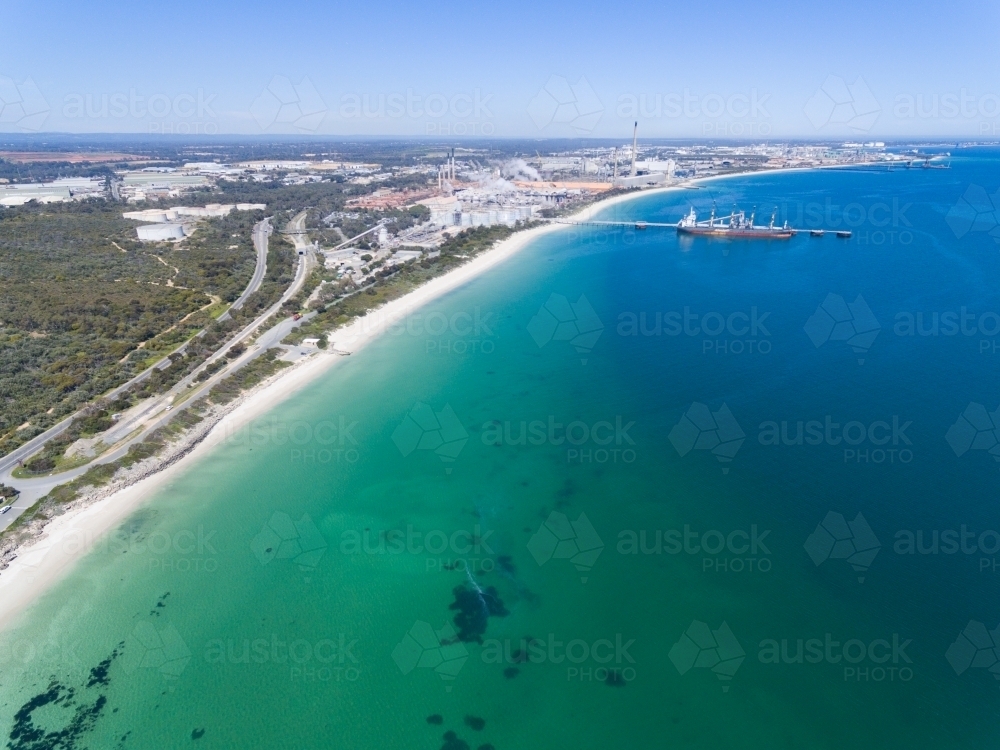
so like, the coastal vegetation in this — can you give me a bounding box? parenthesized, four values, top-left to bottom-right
(283, 223, 521, 346)
(0, 174, 616, 559)
(0, 146, 615, 550)
(1, 222, 522, 541)
(0, 200, 269, 455)
(2, 349, 291, 541)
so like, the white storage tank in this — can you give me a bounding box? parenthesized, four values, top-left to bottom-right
(137, 223, 185, 241)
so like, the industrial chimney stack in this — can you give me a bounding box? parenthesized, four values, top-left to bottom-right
(630, 121, 638, 177)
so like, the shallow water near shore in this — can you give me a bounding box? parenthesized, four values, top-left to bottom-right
(3, 154, 1000, 748)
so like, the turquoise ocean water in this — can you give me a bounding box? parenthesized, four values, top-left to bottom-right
(3, 152, 1000, 748)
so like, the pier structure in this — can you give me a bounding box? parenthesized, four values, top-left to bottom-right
(550, 217, 852, 238)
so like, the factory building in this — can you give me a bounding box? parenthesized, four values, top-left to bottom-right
(237, 160, 312, 171)
(122, 173, 209, 188)
(182, 163, 246, 176)
(419, 195, 538, 228)
(0, 190, 68, 206)
(421, 196, 462, 225)
(455, 206, 536, 227)
(0, 177, 105, 206)
(119, 171, 210, 202)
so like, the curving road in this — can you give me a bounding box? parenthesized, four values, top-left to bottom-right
(0, 218, 275, 481)
(219, 218, 271, 322)
(283, 210, 317, 295)
(0, 342, 169, 479)
(0, 212, 318, 531)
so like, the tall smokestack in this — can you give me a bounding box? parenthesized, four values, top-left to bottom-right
(630, 121, 638, 177)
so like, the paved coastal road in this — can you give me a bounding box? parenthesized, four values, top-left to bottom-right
(219, 218, 271, 322)
(0, 217, 277, 479)
(284, 210, 317, 294)
(0, 353, 163, 479)
(0, 309, 319, 531)
(0, 212, 318, 531)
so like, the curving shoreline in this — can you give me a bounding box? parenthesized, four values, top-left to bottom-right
(0, 163, 836, 632)
(0, 183, 690, 632)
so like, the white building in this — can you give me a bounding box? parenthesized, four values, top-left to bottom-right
(419, 195, 537, 228)
(173, 205, 236, 219)
(420, 196, 461, 225)
(634, 159, 677, 176)
(0, 191, 67, 206)
(0, 177, 105, 206)
(238, 160, 312, 171)
(454, 206, 536, 227)
(122, 173, 208, 188)
(182, 162, 246, 176)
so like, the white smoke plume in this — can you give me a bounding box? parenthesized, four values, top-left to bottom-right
(501, 159, 540, 182)
(484, 177, 516, 194)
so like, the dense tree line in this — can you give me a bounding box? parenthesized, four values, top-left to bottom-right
(0, 159, 117, 183)
(0, 201, 260, 454)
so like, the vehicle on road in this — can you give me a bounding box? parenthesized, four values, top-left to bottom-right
(0, 506, 11, 515)
(293, 313, 302, 321)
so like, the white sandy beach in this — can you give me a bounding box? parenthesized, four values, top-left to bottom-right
(0, 162, 841, 629)
(0, 185, 677, 632)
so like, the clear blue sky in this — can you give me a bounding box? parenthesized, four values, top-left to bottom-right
(1, 0, 997, 139)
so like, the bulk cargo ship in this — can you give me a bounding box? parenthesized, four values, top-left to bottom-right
(676, 206, 795, 239)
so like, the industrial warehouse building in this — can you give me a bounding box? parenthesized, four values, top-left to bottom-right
(419, 196, 538, 228)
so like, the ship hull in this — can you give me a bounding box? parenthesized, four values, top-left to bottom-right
(677, 226, 794, 239)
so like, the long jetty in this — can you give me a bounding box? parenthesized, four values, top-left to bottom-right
(549, 218, 852, 237)
(551, 219, 678, 228)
